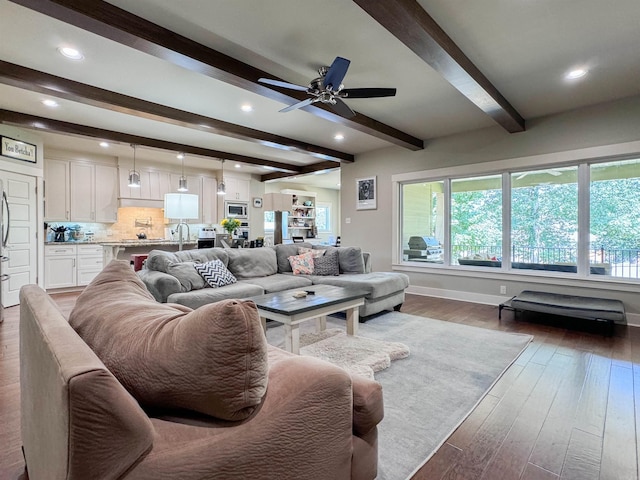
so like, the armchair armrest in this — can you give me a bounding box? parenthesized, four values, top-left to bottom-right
(351, 374, 384, 436)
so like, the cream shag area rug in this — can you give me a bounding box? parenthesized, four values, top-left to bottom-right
(299, 328, 410, 379)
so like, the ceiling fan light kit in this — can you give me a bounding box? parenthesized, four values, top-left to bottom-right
(258, 56, 396, 119)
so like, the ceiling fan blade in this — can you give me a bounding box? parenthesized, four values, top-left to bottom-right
(330, 98, 356, 118)
(279, 97, 316, 113)
(341, 88, 397, 98)
(258, 78, 308, 91)
(323, 57, 350, 90)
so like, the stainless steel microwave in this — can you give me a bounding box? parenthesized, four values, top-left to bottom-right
(225, 201, 248, 218)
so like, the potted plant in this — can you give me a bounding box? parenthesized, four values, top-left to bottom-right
(220, 218, 241, 236)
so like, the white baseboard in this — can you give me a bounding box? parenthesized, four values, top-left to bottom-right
(406, 285, 640, 327)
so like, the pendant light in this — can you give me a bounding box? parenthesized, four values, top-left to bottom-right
(177, 152, 188, 192)
(128, 144, 141, 188)
(217, 159, 226, 195)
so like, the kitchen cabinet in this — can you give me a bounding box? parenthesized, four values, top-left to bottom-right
(264, 193, 293, 212)
(225, 177, 250, 201)
(120, 168, 172, 201)
(44, 159, 70, 221)
(76, 244, 104, 285)
(70, 162, 95, 221)
(201, 176, 218, 224)
(44, 244, 105, 289)
(94, 165, 118, 222)
(70, 163, 118, 222)
(44, 245, 76, 289)
(45, 160, 118, 223)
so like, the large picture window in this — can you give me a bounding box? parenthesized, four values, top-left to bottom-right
(590, 159, 640, 278)
(399, 157, 640, 283)
(401, 181, 444, 263)
(451, 175, 502, 267)
(511, 166, 578, 273)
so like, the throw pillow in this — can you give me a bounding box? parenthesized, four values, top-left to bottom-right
(298, 246, 325, 258)
(166, 261, 206, 291)
(288, 252, 315, 275)
(313, 249, 340, 276)
(68, 260, 268, 421)
(195, 259, 237, 288)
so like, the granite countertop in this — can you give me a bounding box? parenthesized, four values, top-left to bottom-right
(46, 240, 197, 247)
(100, 239, 198, 247)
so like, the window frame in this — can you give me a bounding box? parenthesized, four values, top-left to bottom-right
(392, 147, 640, 286)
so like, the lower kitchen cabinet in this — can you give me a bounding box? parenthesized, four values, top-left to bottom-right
(45, 244, 104, 289)
(76, 244, 104, 286)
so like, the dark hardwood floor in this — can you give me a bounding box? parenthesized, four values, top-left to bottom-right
(1, 291, 639, 479)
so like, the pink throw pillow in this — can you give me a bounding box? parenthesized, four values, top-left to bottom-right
(288, 252, 315, 275)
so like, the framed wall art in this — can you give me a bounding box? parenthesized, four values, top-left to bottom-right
(356, 176, 377, 210)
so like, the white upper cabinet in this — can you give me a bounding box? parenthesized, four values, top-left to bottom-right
(225, 177, 250, 201)
(94, 165, 118, 222)
(70, 162, 95, 222)
(45, 160, 118, 223)
(201, 176, 218, 224)
(44, 159, 70, 221)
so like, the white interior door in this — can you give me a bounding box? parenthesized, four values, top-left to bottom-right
(1, 170, 37, 307)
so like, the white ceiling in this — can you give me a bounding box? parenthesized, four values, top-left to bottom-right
(1, 0, 639, 190)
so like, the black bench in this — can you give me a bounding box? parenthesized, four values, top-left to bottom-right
(499, 290, 625, 335)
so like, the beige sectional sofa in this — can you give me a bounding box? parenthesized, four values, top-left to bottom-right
(139, 243, 410, 317)
(20, 260, 384, 480)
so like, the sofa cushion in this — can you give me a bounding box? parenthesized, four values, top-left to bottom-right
(166, 261, 206, 291)
(146, 248, 229, 273)
(226, 247, 277, 279)
(312, 246, 366, 274)
(308, 272, 410, 299)
(69, 260, 269, 421)
(195, 259, 237, 288)
(289, 252, 315, 275)
(168, 282, 265, 310)
(240, 274, 312, 293)
(274, 242, 312, 273)
(313, 249, 340, 276)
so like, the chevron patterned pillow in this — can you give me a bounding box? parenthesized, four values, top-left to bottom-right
(195, 259, 237, 288)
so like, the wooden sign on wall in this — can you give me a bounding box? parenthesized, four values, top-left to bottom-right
(1, 136, 37, 163)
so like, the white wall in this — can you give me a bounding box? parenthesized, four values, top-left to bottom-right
(340, 95, 640, 316)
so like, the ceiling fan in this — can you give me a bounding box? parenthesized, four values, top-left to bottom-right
(258, 56, 396, 118)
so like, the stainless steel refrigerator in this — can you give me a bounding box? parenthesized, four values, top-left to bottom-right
(0, 180, 10, 322)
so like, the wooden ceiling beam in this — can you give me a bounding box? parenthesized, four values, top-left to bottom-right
(0, 109, 305, 173)
(353, 0, 525, 133)
(10, 0, 424, 151)
(0, 61, 353, 164)
(260, 162, 340, 183)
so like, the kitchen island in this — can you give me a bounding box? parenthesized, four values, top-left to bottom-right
(102, 239, 198, 263)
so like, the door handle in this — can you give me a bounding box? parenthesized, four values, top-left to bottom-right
(0, 274, 9, 281)
(2, 191, 9, 248)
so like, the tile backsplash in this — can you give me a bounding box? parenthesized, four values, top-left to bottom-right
(113, 207, 167, 239)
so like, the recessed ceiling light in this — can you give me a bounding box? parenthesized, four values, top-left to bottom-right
(235, 164, 241, 168)
(176, 152, 185, 159)
(99, 141, 109, 148)
(241, 104, 253, 112)
(58, 46, 84, 60)
(42, 99, 59, 107)
(334, 133, 345, 141)
(565, 68, 588, 80)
